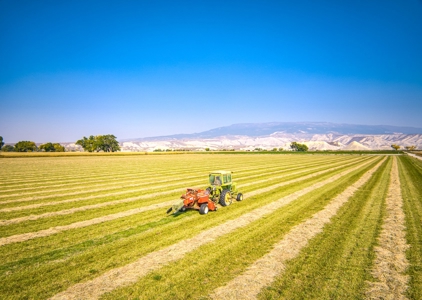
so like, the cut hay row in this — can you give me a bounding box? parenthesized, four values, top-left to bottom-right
(0, 155, 268, 186)
(0, 158, 379, 284)
(0, 157, 367, 229)
(365, 157, 410, 299)
(256, 158, 392, 299)
(0, 156, 272, 190)
(0, 154, 351, 197)
(210, 157, 386, 299)
(0, 156, 290, 191)
(397, 156, 422, 299)
(0, 157, 375, 242)
(50, 156, 382, 300)
(3, 154, 421, 300)
(0, 155, 349, 203)
(0, 156, 367, 214)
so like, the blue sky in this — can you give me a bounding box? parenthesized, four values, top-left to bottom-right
(1, 0, 422, 142)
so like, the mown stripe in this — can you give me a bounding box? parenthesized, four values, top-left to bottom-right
(210, 157, 386, 299)
(49, 157, 379, 300)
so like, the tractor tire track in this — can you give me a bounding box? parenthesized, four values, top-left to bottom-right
(365, 157, 410, 300)
(48, 158, 383, 300)
(209, 157, 386, 300)
(0, 157, 372, 226)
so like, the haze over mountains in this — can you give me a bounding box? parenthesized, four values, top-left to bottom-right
(63, 122, 422, 152)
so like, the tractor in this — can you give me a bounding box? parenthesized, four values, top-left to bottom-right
(166, 171, 243, 215)
(206, 170, 243, 206)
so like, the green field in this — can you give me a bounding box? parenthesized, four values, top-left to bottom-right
(0, 153, 421, 299)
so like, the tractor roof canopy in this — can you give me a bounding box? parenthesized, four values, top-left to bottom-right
(209, 171, 232, 186)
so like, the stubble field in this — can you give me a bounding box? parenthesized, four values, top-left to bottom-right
(1, 153, 421, 299)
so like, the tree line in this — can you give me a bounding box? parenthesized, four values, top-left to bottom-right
(0, 137, 66, 152)
(0, 134, 120, 152)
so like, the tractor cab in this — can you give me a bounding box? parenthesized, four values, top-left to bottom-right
(209, 171, 232, 187)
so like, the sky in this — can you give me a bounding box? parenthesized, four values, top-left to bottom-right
(1, 0, 422, 143)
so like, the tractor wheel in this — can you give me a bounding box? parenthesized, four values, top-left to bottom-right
(219, 190, 232, 207)
(199, 204, 209, 215)
(236, 193, 243, 201)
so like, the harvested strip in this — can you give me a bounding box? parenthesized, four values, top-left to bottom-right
(0, 161, 282, 198)
(0, 156, 362, 215)
(49, 157, 381, 300)
(365, 157, 410, 299)
(0, 157, 372, 225)
(0, 201, 174, 246)
(209, 158, 386, 300)
(0, 156, 347, 205)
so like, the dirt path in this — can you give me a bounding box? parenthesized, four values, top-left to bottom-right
(48, 158, 383, 300)
(0, 157, 373, 227)
(209, 158, 386, 300)
(365, 157, 410, 299)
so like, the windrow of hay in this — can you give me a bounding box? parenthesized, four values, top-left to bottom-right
(0, 155, 357, 206)
(0, 159, 284, 199)
(0, 158, 324, 196)
(49, 158, 379, 300)
(209, 158, 386, 300)
(0, 157, 372, 227)
(365, 157, 410, 299)
(0, 201, 174, 246)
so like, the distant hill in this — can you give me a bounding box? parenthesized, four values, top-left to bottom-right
(61, 122, 422, 152)
(111, 122, 422, 152)
(122, 122, 422, 141)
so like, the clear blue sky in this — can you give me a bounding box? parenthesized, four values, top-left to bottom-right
(1, 0, 422, 142)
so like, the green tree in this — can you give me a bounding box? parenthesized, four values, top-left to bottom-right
(2, 145, 14, 152)
(39, 142, 55, 152)
(96, 134, 120, 152)
(14, 141, 37, 152)
(76, 135, 120, 152)
(0, 136, 4, 150)
(391, 144, 400, 151)
(290, 142, 308, 152)
(405, 145, 417, 151)
(39, 142, 65, 152)
(76, 135, 97, 152)
(53, 143, 65, 152)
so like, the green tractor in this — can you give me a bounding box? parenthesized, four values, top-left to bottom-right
(206, 170, 243, 206)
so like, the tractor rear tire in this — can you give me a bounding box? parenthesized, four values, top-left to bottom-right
(219, 190, 232, 207)
(236, 193, 243, 201)
(199, 204, 209, 215)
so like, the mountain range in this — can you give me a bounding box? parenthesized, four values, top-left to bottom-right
(63, 122, 422, 152)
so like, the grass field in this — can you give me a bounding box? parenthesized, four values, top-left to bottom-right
(0, 153, 420, 299)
